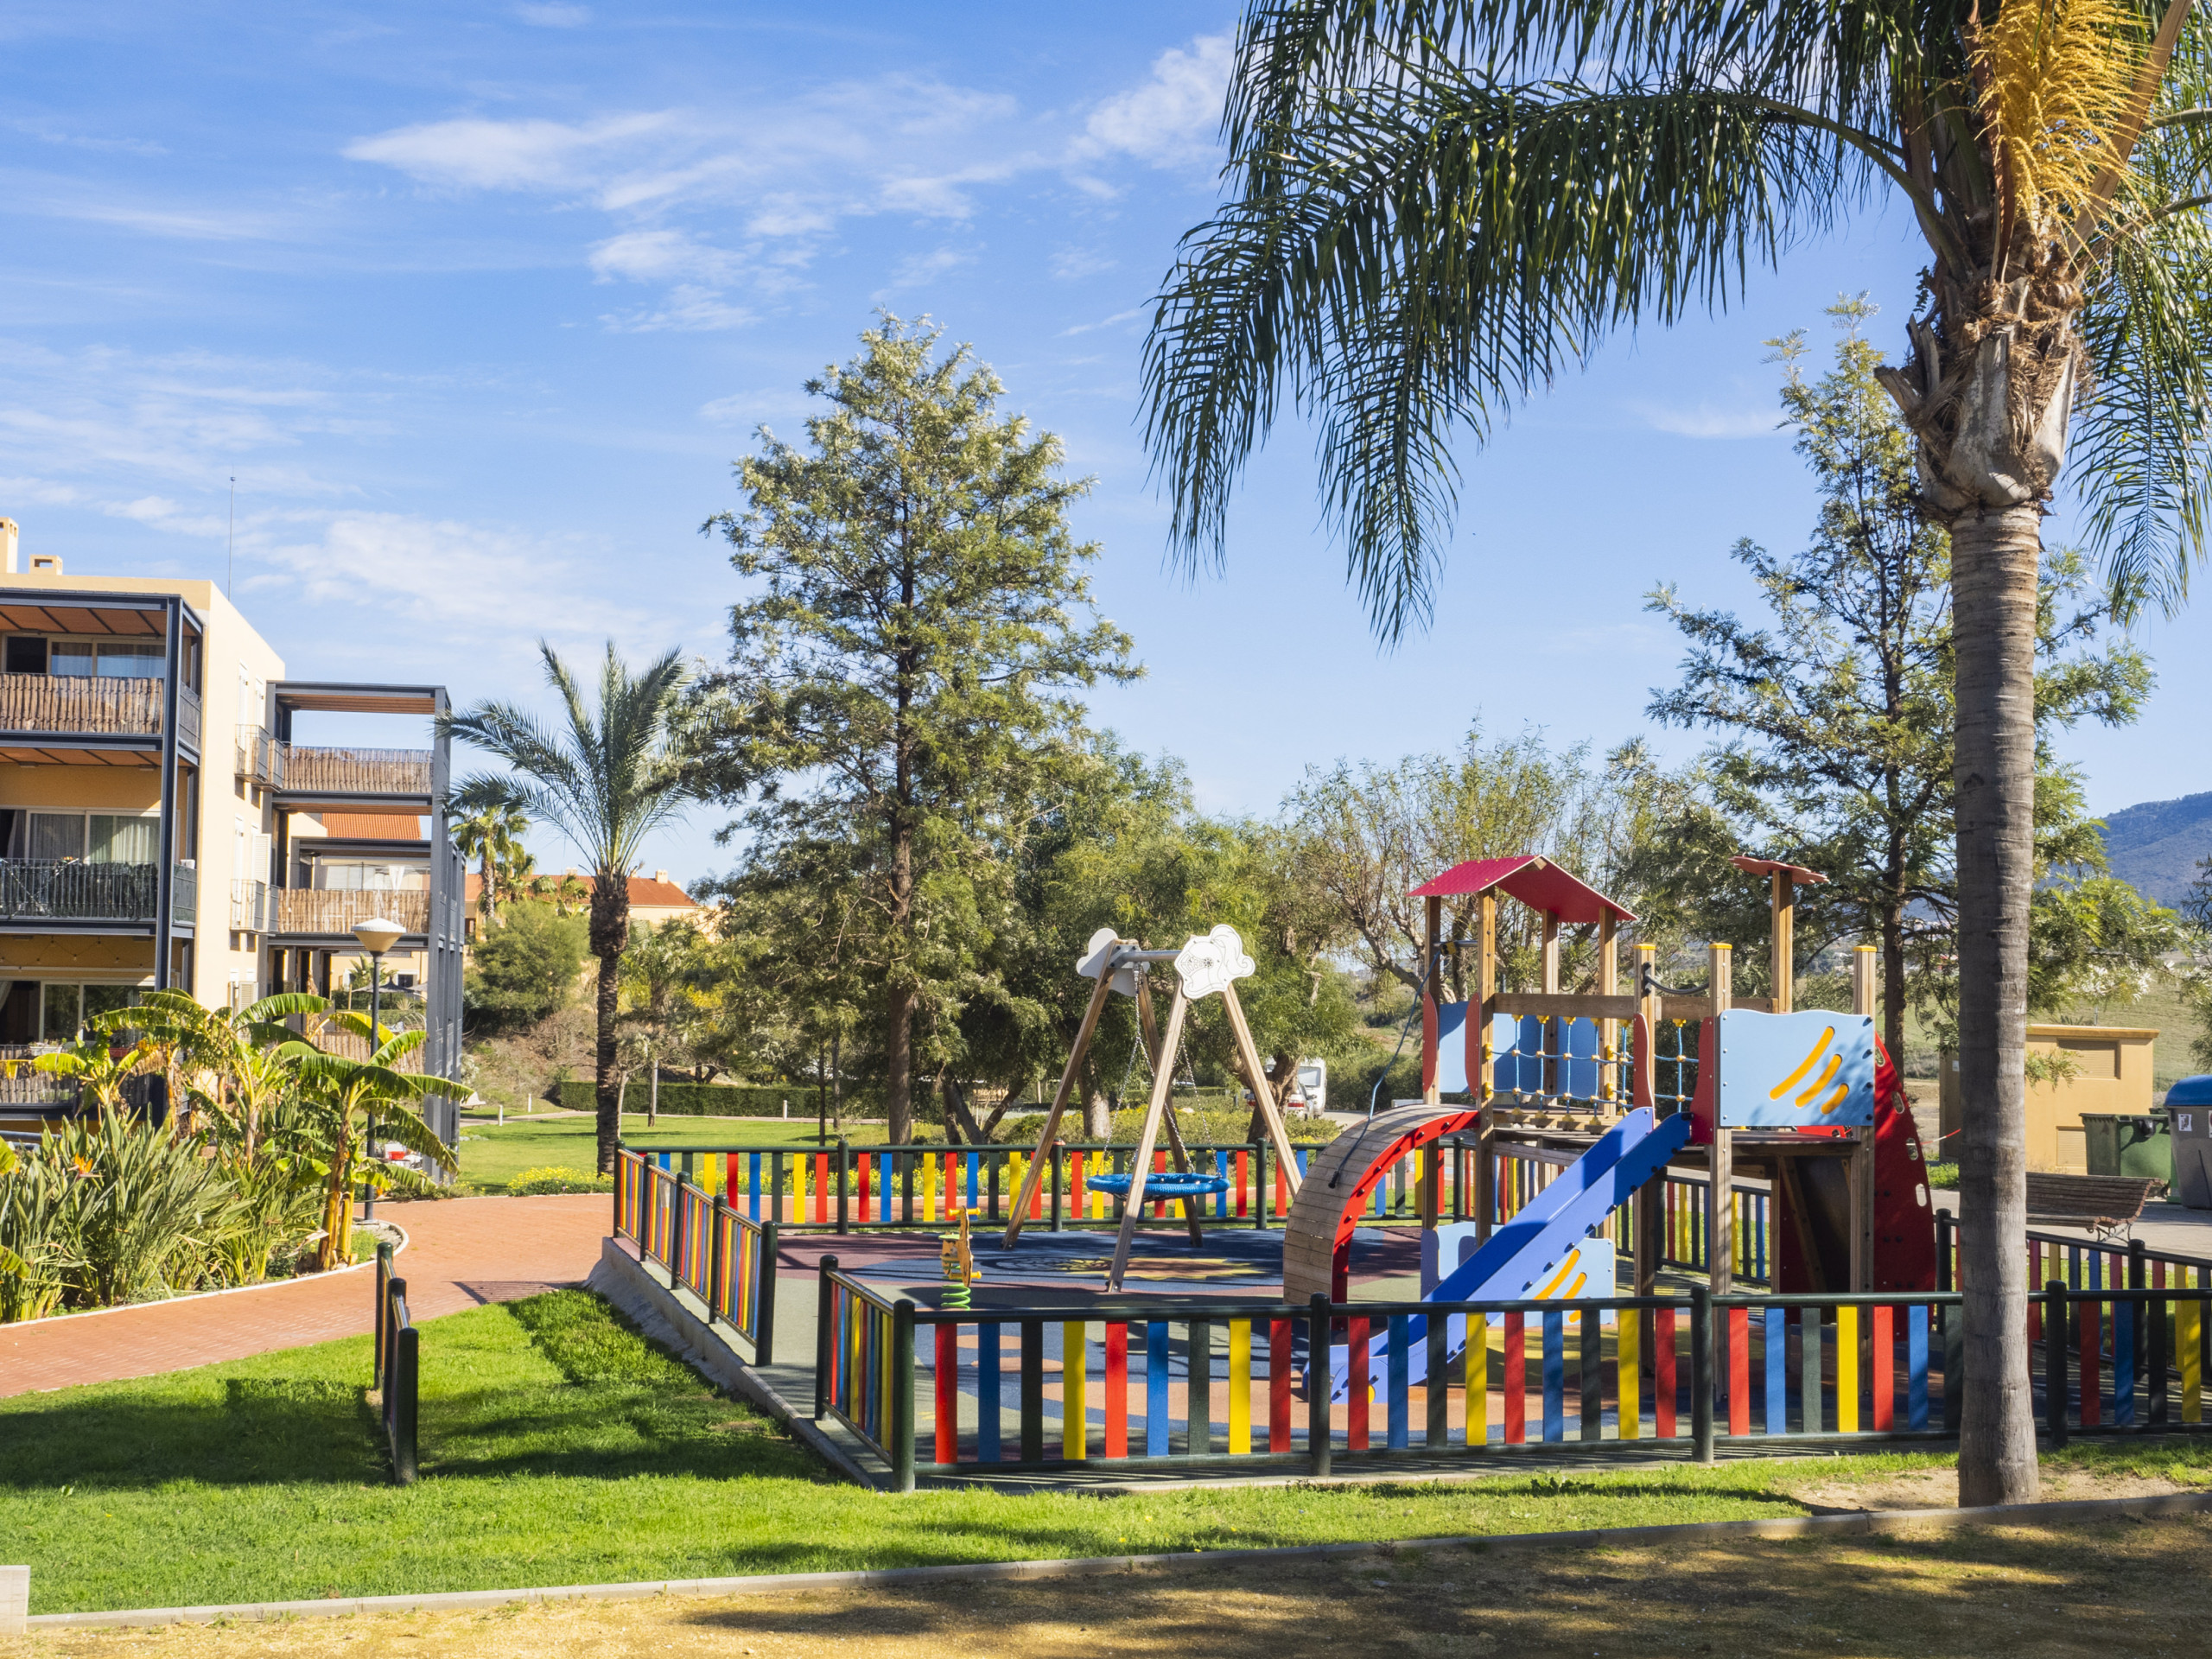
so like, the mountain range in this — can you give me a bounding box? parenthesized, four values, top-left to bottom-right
(2097, 791, 2212, 906)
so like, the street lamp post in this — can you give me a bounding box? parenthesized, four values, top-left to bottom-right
(351, 915, 407, 1222)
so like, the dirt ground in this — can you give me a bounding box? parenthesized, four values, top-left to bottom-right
(11, 1512, 2212, 1659)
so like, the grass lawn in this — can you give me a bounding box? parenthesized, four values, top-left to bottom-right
(7, 1290, 2212, 1618)
(454, 1112, 890, 1192)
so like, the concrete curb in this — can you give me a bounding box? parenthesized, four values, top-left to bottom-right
(26, 1487, 2212, 1629)
(584, 1238, 875, 1489)
(0, 1224, 404, 1332)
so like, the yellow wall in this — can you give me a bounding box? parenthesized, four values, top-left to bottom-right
(1941, 1023, 2160, 1172)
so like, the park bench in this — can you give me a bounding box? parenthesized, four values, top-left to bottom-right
(2024, 1172, 2159, 1242)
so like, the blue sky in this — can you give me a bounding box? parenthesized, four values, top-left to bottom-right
(3, 2, 2203, 887)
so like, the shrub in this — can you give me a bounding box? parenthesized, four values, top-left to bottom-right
(466, 901, 588, 1033)
(506, 1166, 613, 1196)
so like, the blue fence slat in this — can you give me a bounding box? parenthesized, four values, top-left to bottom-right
(1387, 1313, 1411, 1449)
(1908, 1306, 1929, 1430)
(1147, 1322, 1171, 1456)
(2114, 1300, 2134, 1425)
(747, 1153, 760, 1219)
(978, 1323, 1002, 1461)
(1764, 1306, 1786, 1434)
(1541, 1311, 1565, 1443)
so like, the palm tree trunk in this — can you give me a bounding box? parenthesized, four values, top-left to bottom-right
(1950, 502, 2042, 1508)
(594, 950, 620, 1174)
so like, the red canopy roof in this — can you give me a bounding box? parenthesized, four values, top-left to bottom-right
(1730, 855, 1828, 885)
(1408, 855, 1636, 924)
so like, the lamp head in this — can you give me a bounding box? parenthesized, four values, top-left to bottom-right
(351, 917, 407, 957)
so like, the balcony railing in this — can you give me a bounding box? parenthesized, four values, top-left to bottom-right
(272, 888, 429, 938)
(230, 877, 268, 932)
(0, 674, 166, 737)
(279, 746, 432, 798)
(0, 860, 159, 923)
(308, 1020, 427, 1073)
(235, 726, 285, 787)
(172, 863, 196, 927)
(177, 681, 200, 752)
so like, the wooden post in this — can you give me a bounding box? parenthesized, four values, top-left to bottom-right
(1540, 910, 1560, 1097)
(1598, 912, 1618, 1105)
(1221, 980, 1301, 1199)
(1631, 941, 1662, 1295)
(1850, 943, 1878, 1290)
(1707, 943, 1733, 1299)
(1135, 973, 1206, 1246)
(1107, 988, 1189, 1289)
(1770, 869, 1795, 1014)
(1002, 954, 1118, 1248)
(1422, 894, 1443, 1106)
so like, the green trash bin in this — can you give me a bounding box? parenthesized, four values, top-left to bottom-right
(2081, 1111, 2172, 1182)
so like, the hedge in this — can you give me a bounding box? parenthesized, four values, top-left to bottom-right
(550, 1080, 884, 1119)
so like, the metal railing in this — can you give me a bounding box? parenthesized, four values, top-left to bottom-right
(272, 887, 429, 938)
(171, 862, 195, 927)
(0, 860, 160, 923)
(176, 681, 200, 751)
(279, 745, 432, 797)
(374, 1243, 419, 1484)
(234, 726, 285, 787)
(229, 878, 268, 932)
(615, 1149, 779, 1362)
(0, 673, 165, 735)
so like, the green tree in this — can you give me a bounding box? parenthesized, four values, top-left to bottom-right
(442, 643, 697, 1174)
(465, 899, 588, 1033)
(1645, 302, 2158, 1065)
(1140, 0, 2212, 1505)
(453, 802, 532, 921)
(691, 315, 1141, 1143)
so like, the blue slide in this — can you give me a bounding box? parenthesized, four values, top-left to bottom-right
(1338, 1106, 1692, 1395)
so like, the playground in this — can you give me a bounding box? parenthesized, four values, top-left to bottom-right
(604, 855, 2212, 1491)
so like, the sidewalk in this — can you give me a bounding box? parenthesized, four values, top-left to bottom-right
(0, 1194, 610, 1397)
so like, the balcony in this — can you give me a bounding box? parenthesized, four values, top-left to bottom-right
(230, 877, 268, 932)
(234, 726, 285, 787)
(0, 674, 163, 737)
(271, 887, 429, 938)
(0, 861, 200, 929)
(277, 746, 431, 799)
(0, 1052, 168, 1112)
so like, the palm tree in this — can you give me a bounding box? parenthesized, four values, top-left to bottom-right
(439, 642, 696, 1173)
(1144, 0, 2212, 1506)
(452, 802, 532, 923)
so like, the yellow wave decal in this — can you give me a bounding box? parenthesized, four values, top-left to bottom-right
(1795, 1050, 1844, 1110)
(1769, 1027, 1837, 1101)
(1557, 1271, 1587, 1300)
(1816, 1079, 1851, 1115)
(1533, 1259, 1578, 1300)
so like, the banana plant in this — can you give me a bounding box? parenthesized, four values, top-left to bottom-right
(277, 1006, 452, 1271)
(117, 989, 327, 1160)
(32, 1037, 156, 1113)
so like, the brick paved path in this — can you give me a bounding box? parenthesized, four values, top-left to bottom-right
(0, 1194, 610, 1398)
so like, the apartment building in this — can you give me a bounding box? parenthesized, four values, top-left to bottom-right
(0, 518, 465, 1141)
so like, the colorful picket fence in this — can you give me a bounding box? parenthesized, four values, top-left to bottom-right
(810, 1263, 2212, 1491)
(613, 1148, 779, 1362)
(621, 1139, 1340, 1231)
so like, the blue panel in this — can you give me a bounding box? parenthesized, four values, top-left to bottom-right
(1387, 1314, 1411, 1448)
(657, 1152, 671, 1171)
(1541, 1311, 1565, 1442)
(1433, 1000, 1470, 1094)
(881, 1154, 893, 1222)
(748, 1153, 761, 1221)
(2115, 1301, 2135, 1425)
(1146, 1322, 1171, 1455)
(1765, 1306, 1787, 1434)
(1561, 1017, 1600, 1101)
(979, 1323, 1002, 1461)
(1908, 1306, 1929, 1430)
(1716, 1010, 1876, 1128)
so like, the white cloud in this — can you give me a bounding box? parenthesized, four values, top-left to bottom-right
(588, 228, 740, 285)
(1630, 402, 1783, 439)
(514, 2, 590, 24)
(1050, 245, 1116, 281)
(1076, 34, 1232, 167)
(343, 112, 677, 192)
(874, 245, 974, 297)
(599, 285, 755, 333)
(1059, 305, 1144, 337)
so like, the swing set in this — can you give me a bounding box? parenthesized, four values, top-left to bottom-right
(1004, 924, 1306, 1288)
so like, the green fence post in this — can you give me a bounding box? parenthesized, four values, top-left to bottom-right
(1050, 1145, 1064, 1233)
(757, 1222, 779, 1366)
(706, 1195, 725, 1328)
(1935, 1209, 1953, 1292)
(815, 1255, 838, 1420)
(374, 1241, 392, 1391)
(891, 1299, 917, 1493)
(1255, 1143, 1269, 1230)
(837, 1139, 850, 1235)
(1307, 1292, 1332, 1478)
(2045, 1281, 2069, 1446)
(1691, 1285, 1715, 1465)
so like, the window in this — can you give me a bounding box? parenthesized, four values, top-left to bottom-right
(3, 637, 44, 675)
(47, 640, 164, 680)
(312, 860, 427, 893)
(37, 983, 143, 1043)
(10, 811, 157, 865)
